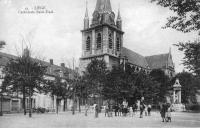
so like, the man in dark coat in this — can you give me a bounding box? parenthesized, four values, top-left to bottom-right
(114, 103, 119, 116)
(160, 103, 168, 122)
(140, 102, 145, 118)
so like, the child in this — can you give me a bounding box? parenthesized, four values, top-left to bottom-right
(147, 104, 151, 116)
(165, 107, 172, 122)
(144, 105, 148, 116)
(129, 107, 133, 117)
(85, 104, 90, 116)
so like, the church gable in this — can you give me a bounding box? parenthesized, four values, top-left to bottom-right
(145, 54, 169, 69)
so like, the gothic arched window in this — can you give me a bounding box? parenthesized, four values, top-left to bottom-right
(97, 33, 102, 49)
(116, 37, 121, 51)
(109, 33, 113, 49)
(86, 36, 91, 51)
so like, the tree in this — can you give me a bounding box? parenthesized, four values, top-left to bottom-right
(151, 0, 200, 77)
(150, 69, 170, 103)
(103, 64, 159, 105)
(83, 58, 108, 105)
(2, 48, 47, 117)
(174, 40, 200, 76)
(46, 77, 70, 114)
(151, 0, 200, 34)
(173, 71, 200, 104)
(103, 66, 124, 102)
(75, 76, 85, 113)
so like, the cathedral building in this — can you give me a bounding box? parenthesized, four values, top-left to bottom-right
(79, 0, 175, 77)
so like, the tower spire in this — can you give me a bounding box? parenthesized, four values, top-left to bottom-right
(85, 0, 89, 18)
(117, 4, 121, 21)
(116, 4, 122, 30)
(92, 0, 115, 26)
(95, 0, 112, 12)
(84, 0, 89, 29)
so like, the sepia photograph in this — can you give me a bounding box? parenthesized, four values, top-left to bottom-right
(0, 0, 200, 127)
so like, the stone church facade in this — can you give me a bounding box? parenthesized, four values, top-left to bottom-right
(79, 0, 175, 77)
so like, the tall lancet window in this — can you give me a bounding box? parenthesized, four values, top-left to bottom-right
(86, 36, 91, 51)
(109, 33, 113, 49)
(96, 33, 102, 49)
(116, 37, 121, 51)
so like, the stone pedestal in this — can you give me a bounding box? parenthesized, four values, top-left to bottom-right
(172, 79, 185, 112)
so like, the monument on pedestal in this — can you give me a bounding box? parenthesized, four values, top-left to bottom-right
(172, 79, 185, 111)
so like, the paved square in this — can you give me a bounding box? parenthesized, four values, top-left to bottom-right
(0, 111, 200, 128)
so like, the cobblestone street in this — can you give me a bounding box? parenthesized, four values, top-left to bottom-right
(0, 111, 200, 128)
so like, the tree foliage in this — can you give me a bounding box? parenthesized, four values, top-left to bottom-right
(2, 49, 47, 117)
(81, 59, 172, 105)
(151, 0, 200, 34)
(3, 54, 47, 94)
(46, 77, 71, 114)
(174, 40, 200, 76)
(150, 69, 171, 103)
(47, 77, 69, 99)
(83, 58, 108, 97)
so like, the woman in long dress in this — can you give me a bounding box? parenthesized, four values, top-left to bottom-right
(160, 103, 167, 122)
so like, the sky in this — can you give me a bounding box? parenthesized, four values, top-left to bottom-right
(0, 0, 197, 72)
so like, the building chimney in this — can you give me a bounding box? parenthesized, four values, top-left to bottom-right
(61, 63, 65, 68)
(23, 48, 30, 57)
(50, 59, 53, 65)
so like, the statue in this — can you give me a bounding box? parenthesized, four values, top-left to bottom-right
(172, 78, 185, 111)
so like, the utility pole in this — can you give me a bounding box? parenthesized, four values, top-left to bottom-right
(0, 89, 3, 116)
(72, 58, 75, 115)
(72, 87, 75, 115)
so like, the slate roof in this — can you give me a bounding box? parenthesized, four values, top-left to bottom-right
(121, 47, 149, 69)
(0, 52, 71, 78)
(145, 54, 169, 69)
(0, 52, 17, 66)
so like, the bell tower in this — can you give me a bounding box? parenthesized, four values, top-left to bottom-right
(80, 0, 124, 72)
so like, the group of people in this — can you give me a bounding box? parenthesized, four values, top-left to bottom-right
(105, 103, 137, 117)
(86, 99, 153, 119)
(160, 103, 172, 122)
(139, 101, 152, 118)
(84, 100, 172, 123)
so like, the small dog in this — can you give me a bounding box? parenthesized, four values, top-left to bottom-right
(165, 107, 172, 122)
(165, 116, 171, 122)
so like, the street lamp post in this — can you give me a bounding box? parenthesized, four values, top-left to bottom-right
(72, 88, 75, 115)
(0, 89, 3, 116)
(70, 86, 75, 115)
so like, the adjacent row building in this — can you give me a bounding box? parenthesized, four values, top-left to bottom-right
(0, 50, 75, 113)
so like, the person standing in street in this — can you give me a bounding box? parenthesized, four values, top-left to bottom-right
(160, 103, 167, 122)
(140, 102, 145, 118)
(85, 104, 90, 116)
(95, 104, 99, 118)
(144, 105, 148, 116)
(147, 104, 152, 116)
(118, 104, 122, 116)
(105, 104, 109, 117)
(114, 103, 119, 117)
